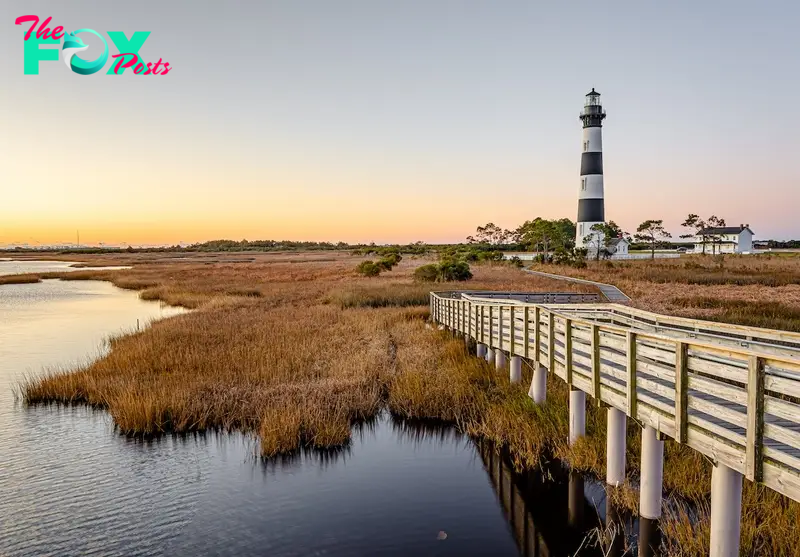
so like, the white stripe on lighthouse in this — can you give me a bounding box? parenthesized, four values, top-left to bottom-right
(582, 127, 603, 153)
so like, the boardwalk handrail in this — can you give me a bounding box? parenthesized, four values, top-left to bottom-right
(430, 291, 800, 504)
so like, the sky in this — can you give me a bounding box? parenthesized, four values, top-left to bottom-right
(1, 1, 798, 246)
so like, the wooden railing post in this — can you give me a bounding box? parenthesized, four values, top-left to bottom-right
(565, 318, 573, 387)
(488, 305, 494, 349)
(548, 311, 555, 372)
(498, 306, 504, 352)
(626, 331, 637, 418)
(533, 307, 541, 365)
(675, 341, 689, 443)
(591, 324, 601, 400)
(746, 355, 766, 482)
(523, 306, 530, 359)
(480, 305, 485, 343)
(510, 306, 516, 355)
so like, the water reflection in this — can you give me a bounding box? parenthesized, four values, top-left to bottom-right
(477, 441, 606, 556)
(0, 270, 663, 556)
(638, 517, 661, 557)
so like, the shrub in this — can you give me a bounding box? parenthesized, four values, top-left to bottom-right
(414, 261, 473, 282)
(509, 256, 523, 268)
(382, 253, 402, 266)
(355, 261, 381, 277)
(413, 264, 440, 282)
(375, 253, 402, 271)
(439, 260, 473, 281)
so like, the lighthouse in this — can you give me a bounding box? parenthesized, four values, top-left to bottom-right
(576, 88, 606, 250)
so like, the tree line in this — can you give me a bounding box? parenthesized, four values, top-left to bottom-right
(465, 212, 740, 260)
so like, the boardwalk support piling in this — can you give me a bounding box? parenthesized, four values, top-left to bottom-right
(486, 346, 495, 364)
(569, 389, 586, 445)
(529, 365, 547, 404)
(510, 355, 522, 384)
(606, 407, 626, 486)
(640, 426, 664, 520)
(495, 350, 507, 371)
(477, 343, 487, 359)
(710, 463, 743, 557)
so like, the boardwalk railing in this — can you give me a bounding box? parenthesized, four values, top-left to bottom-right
(430, 290, 800, 554)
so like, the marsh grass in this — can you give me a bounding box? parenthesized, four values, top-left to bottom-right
(15, 252, 800, 555)
(327, 282, 432, 308)
(671, 297, 800, 332)
(0, 273, 42, 285)
(19, 254, 581, 455)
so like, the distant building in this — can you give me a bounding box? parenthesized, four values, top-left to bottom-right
(607, 237, 630, 256)
(691, 225, 754, 254)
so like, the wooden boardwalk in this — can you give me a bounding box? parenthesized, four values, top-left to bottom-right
(430, 291, 800, 504)
(522, 269, 631, 302)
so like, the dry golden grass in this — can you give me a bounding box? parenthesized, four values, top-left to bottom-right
(16, 253, 590, 456)
(0, 273, 42, 285)
(533, 255, 800, 331)
(11, 251, 800, 554)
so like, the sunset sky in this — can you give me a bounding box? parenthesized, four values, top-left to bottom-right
(2, 1, 798, 246)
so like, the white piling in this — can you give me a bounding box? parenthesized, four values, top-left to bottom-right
(569, 389, 586, 445)
(477, 343, 487, 359)
(495, 350, 506, 371)
(639, 425, 664, 520)
(510, 356, 522, 384)
(606, 407, 626, 486)
(529, 364, 547, 404)
(709, 463, 743, 557)
(486, 347, 495, 363)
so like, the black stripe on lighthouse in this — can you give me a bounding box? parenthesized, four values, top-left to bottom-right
(580, 152, 603, 176)
(577, 198, 605, 222)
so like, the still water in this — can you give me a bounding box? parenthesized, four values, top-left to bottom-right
(0, 261, 613, 556)
(0, 259, 129, 276)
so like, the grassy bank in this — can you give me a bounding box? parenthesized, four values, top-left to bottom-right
(16, 253, 591, 454)
(10, 252, 800, 555)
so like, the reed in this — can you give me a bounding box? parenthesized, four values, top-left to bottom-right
(15, 251, 800, 555)
(19, 253, 586, 457)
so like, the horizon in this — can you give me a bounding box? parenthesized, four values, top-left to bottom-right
(3, 1, 799, 245)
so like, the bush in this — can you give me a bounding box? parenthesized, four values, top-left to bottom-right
(382, 253, 402, 266)
(413, 261, 472, 282)
(439, 260, 473, 281)
(355, 261, 382, 277)
(509, 256, 523, 268)
(375, 253, 402, 271)
(413, 264, 440, 282)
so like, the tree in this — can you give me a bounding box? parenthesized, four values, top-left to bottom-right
(472, 223, 505, 246)
(706, 215, 727, 255)
(681, 214, 726, 254)
(680, 213, 705, 253)
(635, 220, 672, 259)
(583, 221, 624, 260)
(516, 218, 572, 256)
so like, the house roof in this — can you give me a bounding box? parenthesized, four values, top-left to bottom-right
(697, 226, 753, 235)
(608, 238, 628, 246)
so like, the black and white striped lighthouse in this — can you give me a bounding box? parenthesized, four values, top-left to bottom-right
(576, 88, 606, 249)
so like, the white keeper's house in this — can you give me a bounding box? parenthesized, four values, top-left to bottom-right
(691, 225, 754, 254)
